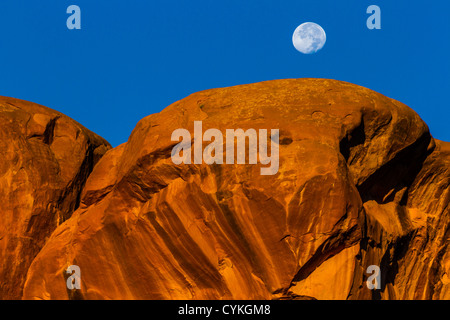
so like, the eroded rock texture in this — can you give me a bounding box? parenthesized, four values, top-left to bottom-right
(0, 96, 110, 299)
(2, 79, 448, 300)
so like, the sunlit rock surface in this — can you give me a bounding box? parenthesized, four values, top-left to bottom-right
(1, 79, 448, 300)
(0, 96, 111, 299)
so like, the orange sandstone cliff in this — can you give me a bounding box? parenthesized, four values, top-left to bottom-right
(0, 96, 111, 299)
(0, 79, 448, 300)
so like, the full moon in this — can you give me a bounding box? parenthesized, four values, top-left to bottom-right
(292, 22, 326, 54)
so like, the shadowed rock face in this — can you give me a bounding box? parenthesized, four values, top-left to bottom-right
(0, 96, 111, 299)
(1, 79, 448, 300)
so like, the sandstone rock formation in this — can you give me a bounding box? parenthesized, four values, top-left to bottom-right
(0, 96, 111, 299)
(1, 79, 448, 300)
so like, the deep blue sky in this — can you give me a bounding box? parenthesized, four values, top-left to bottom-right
(0, 1, 448, 146)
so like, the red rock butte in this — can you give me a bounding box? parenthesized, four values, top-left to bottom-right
(0, 79, 448, 300)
